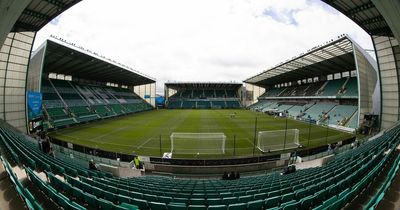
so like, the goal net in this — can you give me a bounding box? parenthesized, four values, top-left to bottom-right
(257, 129, 300, 153)
(170, 133, 226, 155)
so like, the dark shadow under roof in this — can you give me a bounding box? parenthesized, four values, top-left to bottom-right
(12, 0, 81, 32)
(322, 0, 393, 37)
(165, 82, 243, 90)
(244, 36, 356, 86)
(41, 39, 155, 86)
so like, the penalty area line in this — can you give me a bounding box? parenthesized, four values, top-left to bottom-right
(137, 138, 154, 149)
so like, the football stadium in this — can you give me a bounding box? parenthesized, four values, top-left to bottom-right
(0, 0, 400, 210)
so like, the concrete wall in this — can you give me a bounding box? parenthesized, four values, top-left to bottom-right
(0, 0, 31, 48)
(0, 32, 35, 133)
(134, 82, 156, 107)
(353, 42, 378, 126)
(373, 36, 400, 129)
(244, 83, 265, 106)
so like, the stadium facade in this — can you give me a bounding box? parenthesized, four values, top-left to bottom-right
(28, 37, 155, 131)
(322, 0, 400, 130)
(245, 35, 378, 131)
(1, 0, 399, 133)
(0, 1, 400, 209)
(165, 82, 243, 109)
(0, 0, 80, 132)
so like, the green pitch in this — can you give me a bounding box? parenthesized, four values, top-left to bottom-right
(49, 109, 354, 158)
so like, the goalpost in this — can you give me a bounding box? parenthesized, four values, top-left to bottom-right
(257, 129, 301, 153)
(170, 132, 226, 155)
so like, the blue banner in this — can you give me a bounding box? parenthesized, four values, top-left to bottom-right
(27, 91, 43, 120)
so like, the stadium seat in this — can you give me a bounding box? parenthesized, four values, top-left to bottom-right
(247, 199, 263, 210)
(227, 202, 246, 210)
(131, 198, 148, 210)
(238, 195, 252, 203)
(167, 203, 187, 210)
(188, 204, 207, 210)
(207, 205, 227, 210)
(120, 202, 139, 210)
(281, 200, 300, 210)
(265, 196, 281, 209)
(281, 193, 295, 203)
(149, 201, 167, 210)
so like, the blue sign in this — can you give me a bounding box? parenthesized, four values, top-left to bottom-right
(144, 94, 151, 99)
(155, 96, 165, 105)
(27, 91, 43, 120)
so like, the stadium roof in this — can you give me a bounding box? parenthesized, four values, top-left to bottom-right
(244, 35, 356, 86)
(12, 0, 81, 32)
(40, 38, 155, 86)
(322, 0, 393, 37)
(165, 82, 243, 89)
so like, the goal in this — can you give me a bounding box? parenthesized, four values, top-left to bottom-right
(257, 129, 300, 153)
(170, 132, 226, 155)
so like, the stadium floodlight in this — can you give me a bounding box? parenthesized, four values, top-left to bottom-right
(170, 132, 226, 155)
(257, 129, 300, 153)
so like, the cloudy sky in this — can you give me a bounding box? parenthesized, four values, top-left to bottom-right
(34, 0, 373, 94)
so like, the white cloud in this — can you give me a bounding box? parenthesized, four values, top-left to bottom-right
(34, 0, 373, 94)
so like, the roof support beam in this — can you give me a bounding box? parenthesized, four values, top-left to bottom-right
(359, 16, 386, 26)
(43, 0, 67, 9)
(12, 21, 37, 31)
(345, 2, 375, 17)
(22, 9, 52, 21)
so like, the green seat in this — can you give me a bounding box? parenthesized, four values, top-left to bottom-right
(117, 194, 131, 204)
(56, 193, 71, 209)
(247, 199, 263, 210)
(143, 194, 158, 202)
(71, 201, 86, 210)
(148, 202, 167, 210)
(191, 198, 206, 205)
(295, 189, 307, 200)
(65, 167, 78, 177)
(130, 191, 143, 199)
(207, 198, 222, 205)
(72, 187, 83, 200)
(313, 204, 325, 210)
(220, 192, 233, 198)
(228, 202, 246, 210)
(83, 192, 98, 208)
(52, 164, 65, 175)
(173, 197, 188, 204)
(158, 196, 172, 204)
(131, 198, 148, 210)
(167, 203, 187, 210)
(329, 196, 345, 210)
(320, 195, 337, 209)
(281, 200, 299, 210)
(265, 196, 280, 209)
(281, 193, 295, 204)
(280, 187, 292, 195)
(104, 191, 117, 203)
(253, 192, 266, 200)
(222, 197, 237, 205)
(92, 187, 104, 198)
(191, 194, 205, 198)
(268, 190, 280, 198)
(188, 205, 207, 210)
(120, 202, 139, 210)
(41, 162, 51, 172)
(98, 198, 113, 210)
(207, 205, 227, 210)
(80, 182, 92, 193)
(300, 194, 315, 209)
(238, 195, 253, 203)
